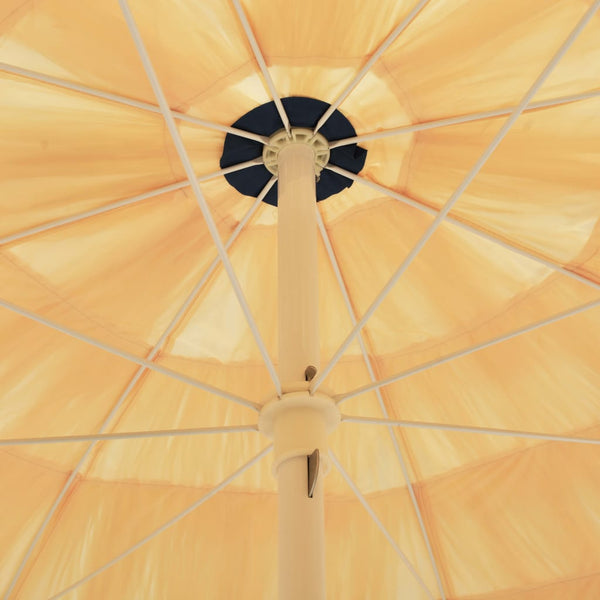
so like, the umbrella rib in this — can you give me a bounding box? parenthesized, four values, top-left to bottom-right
(0, 425, 259, 446)
(0, 159, 263, 246)
(329, 451, 436, 600)
(316, 210, 447, 600)
(46, 445, 273, 600)
(326, 165, 600, 292)
(0, 299, 260, 411)
(341, 416, 600, 446)
(329, 88, 600, 147)
(0, 62, 269, 144)
(313, 0, 431, 135)
(310, 1, 600, 393)
(231, 0, 291, 134)
(0, 183, 272, 600)
(119, 0, 281, 396)
(336, 298, 600, 403)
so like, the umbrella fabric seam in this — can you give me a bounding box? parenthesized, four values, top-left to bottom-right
(363, 420, 600, 488)
(44, 445, 273, 599)
(456, 568, 600, 600)
(336, 296, 600, 402)
(341, 274, 596, 378)
(0, 299, 260, 410)
(347, 170, 600, 290)
(0, 251, 152, 355)
(10, 475, 84, 600)
(172, 58, 257, 112)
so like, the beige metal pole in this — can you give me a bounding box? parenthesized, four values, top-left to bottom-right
(276, 142, 325, 599)
(278, 143, 320, 384)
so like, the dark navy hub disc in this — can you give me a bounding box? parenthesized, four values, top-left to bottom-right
(220, 97, 367, 207)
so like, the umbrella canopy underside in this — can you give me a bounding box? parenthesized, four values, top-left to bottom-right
(1, 0, 600, 598)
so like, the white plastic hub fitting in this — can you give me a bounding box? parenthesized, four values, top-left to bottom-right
(259, 390, 340, 476)
(263, 128, 330, 177)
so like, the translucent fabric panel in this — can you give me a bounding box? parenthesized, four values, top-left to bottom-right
(95, 369, 259, 433)
(159, 201, 363, 384)
(0, 0, 155, 102)
(0, 308, 139, 444)
(375, 303, 600, 441)
(317, 195, 435, 322)
(365, 0, 595, 123)
(324, 464, 436, 600)
(126, 0, 271, 122)
(83, 432, 268, 489)
(460, 574, 600, 600)
(0, 73, 183, 239)
(421, 429, 600, 598)
(238, 0, 418, 108)
(363, 229, 599, 363)
(329, 421, 407, 495)
(451, 98, 600, 272)
(0, 450, 74, 598)
(2, 180, 252, 358)
(533, 6, 600, 102)
(11, 447, 273, 599)
(58, 487, 279, 600)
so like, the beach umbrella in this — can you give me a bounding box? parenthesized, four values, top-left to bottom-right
(1, 0, 600, 598)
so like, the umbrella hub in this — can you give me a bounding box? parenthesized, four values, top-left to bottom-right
(262, 128, 330, 177)
(219, 96, 367, 206)
(258, 388, 340, 478)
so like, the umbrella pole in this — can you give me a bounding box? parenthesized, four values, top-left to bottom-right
(276, 141, 325, 599)
(277, 143, 320, 386)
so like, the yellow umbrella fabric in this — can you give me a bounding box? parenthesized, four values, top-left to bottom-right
(1, 0, 600, 598)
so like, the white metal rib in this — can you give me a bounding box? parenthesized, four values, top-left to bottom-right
(0, 298, 260, 411)
(231, 0, 290, 134)
(329, 451, 435, 600)
(0, 62, 269, 144)
(48, 445, 273, 600)
(0, 184, 271, 600)
(336, 298, 600, 403)
(316, 210, 447, 599)
(326, 165, 600, 292)
(119, 0, 281, 395)
(0, 425, 259, 446)
(0, 159, 263, 246)
(311, 1, 600, 393)
(329, 88, 600, 148)
(341, 416, 600, 446)
(313, 0, 431, 134)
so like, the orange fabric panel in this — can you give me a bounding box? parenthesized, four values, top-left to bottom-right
(0, 451, 74, 597)
(373, 0, 595, 122)
(421, 428, 600, 598)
